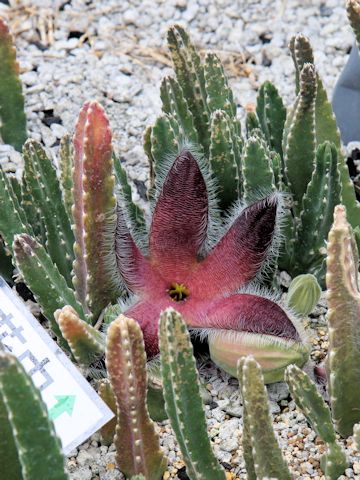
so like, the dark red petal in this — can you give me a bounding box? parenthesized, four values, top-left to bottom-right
(149, 150, 208, 283)
(124, 300, 165, 358)
(188, 293, 300, 341)
(189, 196, 278, 299)
(115, 206, 165, 294)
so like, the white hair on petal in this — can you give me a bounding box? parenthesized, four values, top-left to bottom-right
(117, 294, 138, 310)
(203, 189, 287, 283)
(94, 207, 125, 295)
(207, 329, 308, 353)
(236, 281, 281, 302)
(115, 176, 149, 255)
(114, 206, 150, 294)
(146, 354, 162, 380)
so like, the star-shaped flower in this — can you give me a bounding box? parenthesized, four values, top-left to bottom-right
(116, 150, 309, 382)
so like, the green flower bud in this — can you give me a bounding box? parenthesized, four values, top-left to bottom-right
(208, 330, 310, 384)
(287, 274, 321, 316)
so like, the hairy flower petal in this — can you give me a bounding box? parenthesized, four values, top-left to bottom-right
(115, 206, 165, 294)
(191, 293, 300, 340)
(189, 196, 278, 299)
(149, 151, 208, 282)
(203, 293, 308, 382)
(124, 292, 302, 363)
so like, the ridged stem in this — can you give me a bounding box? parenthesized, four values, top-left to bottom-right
(72, 101, 121, 318)
(0, 352, 68, 480)
(238, 356, 292, 480)
(106, 314, 166, 479)
(159, 308, 226, 480)
(326, 205, 360, 437)
(0, 18, 27, 151)
(285, 364, 348, 479)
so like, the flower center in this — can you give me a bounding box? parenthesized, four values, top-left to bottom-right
(168, 282, 190, 302)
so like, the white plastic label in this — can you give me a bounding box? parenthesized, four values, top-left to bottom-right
(0, 277, 114, 454)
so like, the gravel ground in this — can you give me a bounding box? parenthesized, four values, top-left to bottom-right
(0, 0, 359, 479)
(0, 0, 355, 202)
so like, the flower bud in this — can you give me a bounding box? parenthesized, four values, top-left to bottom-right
(208, 330, 310, 384)
(287, 274, 321, 316)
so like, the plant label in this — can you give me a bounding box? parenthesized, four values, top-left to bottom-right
(0, 277, 114, 454)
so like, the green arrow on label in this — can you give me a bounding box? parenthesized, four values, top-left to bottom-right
(49, 395, 76, 420)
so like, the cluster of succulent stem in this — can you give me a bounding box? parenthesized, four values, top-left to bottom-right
(144, 23, 360, 285)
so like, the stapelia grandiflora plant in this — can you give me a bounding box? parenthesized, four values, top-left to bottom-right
(116, 148, 309, 383)
(0, 97, 309, 384)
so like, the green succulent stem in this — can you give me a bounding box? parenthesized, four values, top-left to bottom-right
(285, 364, 348, 480)
(167, 25, 210, 153)
(159, 308, 226, 480)
(256, 81, 286, 158)
(237, 356, 292, 480)
(242, 134, 275, 203)
(0, 351, 68, 480)
(13, 234, 84, 342)
(113, 153, 147, 239)
(98, 379, 117, 446)
(55, 305, 105, 367)
(209, 110, 241, 209)
(326, 205, 360, 438)
(23, 140, 74, 285)
(160, 76, 199, 144)
(59, 134, 74, 221)
(0, 19, 27, 151)
(294, 141, 341, 278)
(0, 166, 31, 250)
(284, 63, 317, 214)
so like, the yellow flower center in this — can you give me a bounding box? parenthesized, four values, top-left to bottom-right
(168, 283, 190, 302)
